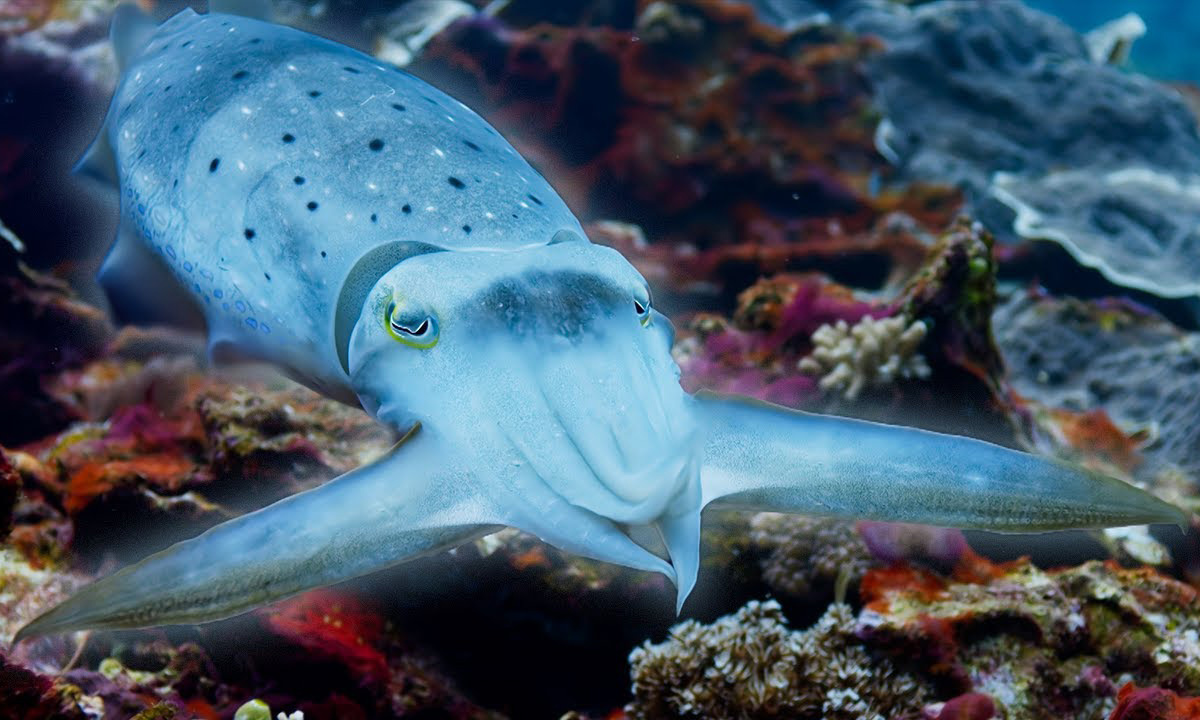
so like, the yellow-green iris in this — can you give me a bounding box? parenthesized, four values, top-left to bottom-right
(386, 300, 439, 348)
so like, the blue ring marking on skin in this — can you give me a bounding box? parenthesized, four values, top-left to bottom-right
(183, 261, 193, 272)
(214, 288, 223, 299)
(222, 302, 230, 312)
(260, 323, 271, 334)
(245, 317, 258, 329)
(165, 245, 176, 259)
(235, 300, 246, 313)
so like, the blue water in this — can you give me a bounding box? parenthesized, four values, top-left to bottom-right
(1027, 0, 1200, 82)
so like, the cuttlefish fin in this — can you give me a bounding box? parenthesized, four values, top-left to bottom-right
(14, 424, 502, 642)
(209, 0, 274, 21)
(696, 392, 1188, 532)
(99, 219, 205, 329)
(110, 3, 157, 72)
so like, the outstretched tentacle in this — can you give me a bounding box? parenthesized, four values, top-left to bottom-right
(15, 426, 501, 641)
(697, 392, 1188, 531)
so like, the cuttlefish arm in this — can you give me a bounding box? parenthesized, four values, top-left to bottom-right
(15, 423, 677, 641)
(15, 427, 498, 641)
(697, 392, 1189, 531)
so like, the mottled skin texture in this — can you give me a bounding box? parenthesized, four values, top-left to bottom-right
(13, 7, 1187, 641)
(106, 7, 581, 400)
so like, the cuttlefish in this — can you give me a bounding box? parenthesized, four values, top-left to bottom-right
(14, 3, 1186, 641)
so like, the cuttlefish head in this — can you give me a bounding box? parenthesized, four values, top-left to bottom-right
(347, 235, 701, 529)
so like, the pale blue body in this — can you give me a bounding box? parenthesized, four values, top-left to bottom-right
(103, 7, 583, 400)
(14, 5, 1186, 641)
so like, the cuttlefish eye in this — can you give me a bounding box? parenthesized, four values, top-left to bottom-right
(386, 301, 439, 348)
(634, 294, 652, 327)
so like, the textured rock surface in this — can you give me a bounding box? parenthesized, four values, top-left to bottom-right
(994, 290, 1200, 489)
(859, 557, 1200, 719)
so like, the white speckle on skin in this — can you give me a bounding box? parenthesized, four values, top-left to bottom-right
(287, 64, 298, 72)
(334, 110, 345, 119)
(366, 182, 378, 191)
(433, 148, 445, 158)
(195, 65, 203, 72)
(425, 206, 436, 212)
(485, 212, 495, 219)
(241, 106, 252, 115)
(237, 160, 246, 171)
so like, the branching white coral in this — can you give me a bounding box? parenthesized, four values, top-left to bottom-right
(628, 599, 928, 720)
(799, 315, 930, 400)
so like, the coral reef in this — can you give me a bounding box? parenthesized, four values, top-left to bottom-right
(628, 599, 931, 720)
(748, 513, 874, 602)
(798, 314, 930, 400)
(671, 271, 880, 407)
(671, 216, 1011, 447)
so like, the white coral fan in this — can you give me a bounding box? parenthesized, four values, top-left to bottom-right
(798, 315, 930, 400)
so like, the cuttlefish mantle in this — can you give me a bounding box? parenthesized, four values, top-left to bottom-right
(14, 3, 1188, 642)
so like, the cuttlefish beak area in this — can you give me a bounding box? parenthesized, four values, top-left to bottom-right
(348, 240, 704, 591)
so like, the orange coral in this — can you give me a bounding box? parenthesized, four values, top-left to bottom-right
(1047, 407, 1144, 474)
(861, 564, 948, 613)
(65, 454, 198, 515)
(1110, 683, 1200, 720)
